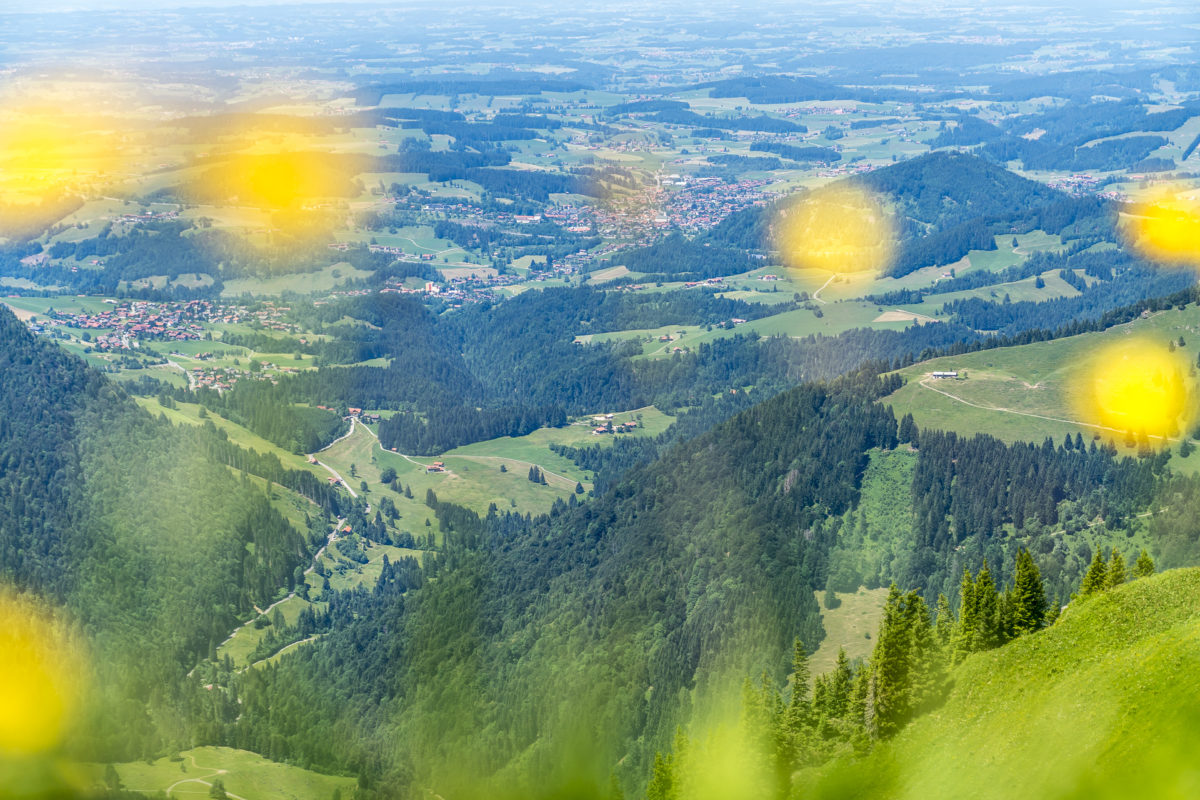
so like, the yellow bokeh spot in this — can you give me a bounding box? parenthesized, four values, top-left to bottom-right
(775, 183, 894, 275)
(1123, 191, 1200, 267)
(198, 150, 356, 212)
(1073, 338, 1194, 443)
(0, 589, 84, 755)
(0, 105, 123, 202)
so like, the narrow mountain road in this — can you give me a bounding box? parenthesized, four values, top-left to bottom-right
(309, 418, 361, 497)
(215, 516, 345, 652)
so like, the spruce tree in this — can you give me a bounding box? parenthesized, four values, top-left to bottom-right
(1044, 595, 1062, 626)
(951, 567, 977, 665)
(870, 585, 911, 738)
(1080, 549, 1108, 595)
(788, 638, 811, 718)
(1011, 549, 1047, 635)
(972, 560, 1000, 651)
(1134, 549, 1155, 578)
(934, 593, 953, 651)
(903, 591, 944, 716)
(1107, 548, 1127, 588)
(828, 648, 853, 719)
(645, 752, 674, 800)
(811, 674, 830, 720)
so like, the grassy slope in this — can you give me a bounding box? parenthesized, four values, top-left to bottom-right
(810, 587, 890, 677)
(883, 304, 1200, 472)
(95, 746, 355, 799)
(804, 568, 1200, 799)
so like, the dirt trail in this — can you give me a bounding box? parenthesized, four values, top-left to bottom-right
(812, 273, 836, 304)
(161, 754, 250, 800)
(917, 378, 1180, 443)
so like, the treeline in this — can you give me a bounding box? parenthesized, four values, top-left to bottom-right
(646, 108, 805, 133)
(930, 99, 1198, 171)
(352, 76, 590, 106)
(749, 141, 841, 162)
(377, 404, 567, 455)
(942, 258, 1195, 335)
(604, 233, 757, 279)
(706, 154, 785, 171)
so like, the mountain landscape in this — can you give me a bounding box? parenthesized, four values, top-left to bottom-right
(2, 1, 1200, 798)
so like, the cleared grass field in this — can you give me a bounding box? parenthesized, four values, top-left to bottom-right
(134, 397, 326, 478)
(884, 304, 1200, 471)
(446, 406, 675, 482)
(321, 423, 581, 516)
(92, 746, 355, 800)
(810, 587, 890, 677)
(904, 268, 1082, 315)
(221, 262, 374, 297)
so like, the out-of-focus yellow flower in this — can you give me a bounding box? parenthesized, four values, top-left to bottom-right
(775, 183, 894, 275)
(0, 588, 86, 755)
(0, 105, 123, 202)
(1072, 337, 1194, 443)
(1123, 191, 1200, 266)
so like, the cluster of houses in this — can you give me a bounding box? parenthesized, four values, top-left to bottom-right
(118, 209, 181, 226)
(43, 299, 214, 350)
(346, 407, 383, 424)
(39, 299, 298, 350)
(682, 277, 726, 288)
(659, 176, 775, 232)
(590, 414, 640, 435)
(1047, 173, 1107, 197)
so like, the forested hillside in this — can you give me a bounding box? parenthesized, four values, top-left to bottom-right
(0, 307, 332, 761)
(194, 354, 1200, 797)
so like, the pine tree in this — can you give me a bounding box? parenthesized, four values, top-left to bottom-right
(811, 674, 830, 720)
(645, 752, 674, 800)
(1134, 549, 1155, 578)
(903, 591, 944, 716)
(898, 413, 919, 445)
(850, 661, 870, 725)
(972, 560, 1000, 651)
(1011, 549, 1047, 635)
(870, 585, 911, 738)
(934, 593, 953, 650)
(1044, 595, 1062, 626)
(951, 567, 977, 665)
(1107, 548, 1127, 588)
(787, 638, 811, 721)
(1080, 549, 1108, 595)
(828, 648, 853, 719)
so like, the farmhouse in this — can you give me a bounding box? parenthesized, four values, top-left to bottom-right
(931, 371, 958, 379)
